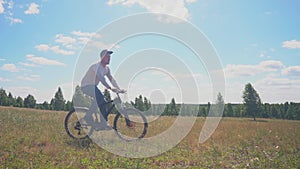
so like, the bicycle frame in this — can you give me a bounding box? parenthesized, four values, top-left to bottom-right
(96, 93, 129, 124)
(105, 93, 123, 114)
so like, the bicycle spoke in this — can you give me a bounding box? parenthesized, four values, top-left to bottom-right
(65, 108, 94, 139)
(114, 108, 148, 141)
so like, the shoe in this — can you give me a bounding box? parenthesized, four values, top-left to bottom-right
(127, 122, 134, 128)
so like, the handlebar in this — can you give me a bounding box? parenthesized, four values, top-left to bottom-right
(112, 89, 126, 104)
(113, 89, 127, 94)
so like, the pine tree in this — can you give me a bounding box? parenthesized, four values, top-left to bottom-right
(286, 102, 299, 120)
(134, 95, 145, 111)
(207, 102, 211, 115)
(213, 92, 224, 117)
(144, 97, 151, 111)
(242, 83, 262, 121)
(169, 98, 178, 116)
(15, 96, 24, 107)
(72, 85, 91, 107)
(65, 101, 73, 111)
(42, 101, 50, 110)
(131, 95, 151, 112)
(52, 87, 65, 111)
(0, 88, 8, 106)
(24, 94, 36, 108)
(197, 105, 206, 117)
(226, 103, 234, 117)
(7, 92, 15, 106)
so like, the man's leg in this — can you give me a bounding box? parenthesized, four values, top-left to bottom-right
(81, 86, 98, 124)
(94, 87, 109, 125)
(81, 85, 110, 129)
(84, 98, 97, 122)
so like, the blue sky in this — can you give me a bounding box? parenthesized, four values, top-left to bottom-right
(0, 0, 300, 104)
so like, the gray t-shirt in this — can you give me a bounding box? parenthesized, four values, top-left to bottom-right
(81, 62, 120, 89)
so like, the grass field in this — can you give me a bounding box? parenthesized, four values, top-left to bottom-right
(0, 106, 299, 168)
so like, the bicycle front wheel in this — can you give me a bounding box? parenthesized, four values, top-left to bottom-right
(65, 107, 93, 139)
(113, 108, 148, 142)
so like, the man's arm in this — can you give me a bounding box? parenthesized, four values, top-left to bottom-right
(98, 74, 112, 90)
(94, 64, 112, 90)
(106, 67, 120, 90)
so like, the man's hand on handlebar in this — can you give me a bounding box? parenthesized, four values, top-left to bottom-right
(111, 88, 127, 94)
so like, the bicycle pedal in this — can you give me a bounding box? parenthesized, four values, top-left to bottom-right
(74, 122, 81, 130)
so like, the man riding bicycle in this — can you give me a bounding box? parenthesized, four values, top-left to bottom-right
(80, 49, 128, 130)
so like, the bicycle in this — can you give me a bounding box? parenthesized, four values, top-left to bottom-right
(64, 91, 148, 142)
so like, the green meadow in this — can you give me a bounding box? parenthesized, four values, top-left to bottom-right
(0, 106, 299, 168)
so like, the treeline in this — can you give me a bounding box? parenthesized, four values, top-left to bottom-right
(222, 102, 300, 120)
(131, 98, 300, 120)
(130, 84, 300, 120)
(0, 87, 72, 111)
(1, 84, 300, 120)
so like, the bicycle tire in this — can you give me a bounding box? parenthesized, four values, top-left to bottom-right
(65, 107, 94, 139)
(113, 108, 148, 142)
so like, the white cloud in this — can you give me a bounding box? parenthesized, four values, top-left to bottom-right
(0, 58, 6, 61)
(19, 62, 37, 67)
(255, 77, 300, 103)
(185, 0, 197, 3)
(258, 60, 284, 71)
(256, 77, 293, 87)
(71, 31, 98, 38)
(224, 76, 300, 103)
(225, 64, 258, 77)
(7, 85, 73, 103)
(282, 66, 300, 78)
(224, 81, 244, 103)
(26, 54, 65, 66)
(75, 31, 118, 49)
(1, 1, 23, 24)
(50, 45, 75, 55)
(282, 40, 300, 49)
(17, 75, 40, 81)
(76, 37, 90, 44)
(6, 16, 23, 24)
(58, 82, 75, 101)
(107, 0, 194, 23)
(35, 44, 75, 55)
(0, 0, 5, 13)
(7, 86, 39, 100)
(35, 31, 98, 55)
(87, 40, 118, 50)
(224, 60, 284, 78)
(24, 3, 40, 15)
(175, 73, 204, 80)
(7, 0, 13, 9)
(1, 63, 19, 72)
(35, 31, 116, 57)
(35, 44, 50, 51)
(0, 76, 10, 82)
(55, 34, 76, 46)
(71, 31, 102, 44)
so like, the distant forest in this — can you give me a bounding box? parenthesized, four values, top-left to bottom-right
(0, 83, 300, 120)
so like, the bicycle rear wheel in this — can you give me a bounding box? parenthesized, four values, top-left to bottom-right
(65, 107, 93, 139)
(113, 108, 148, 142)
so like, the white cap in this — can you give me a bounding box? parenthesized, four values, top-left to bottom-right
(100, 49, 113, 59)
